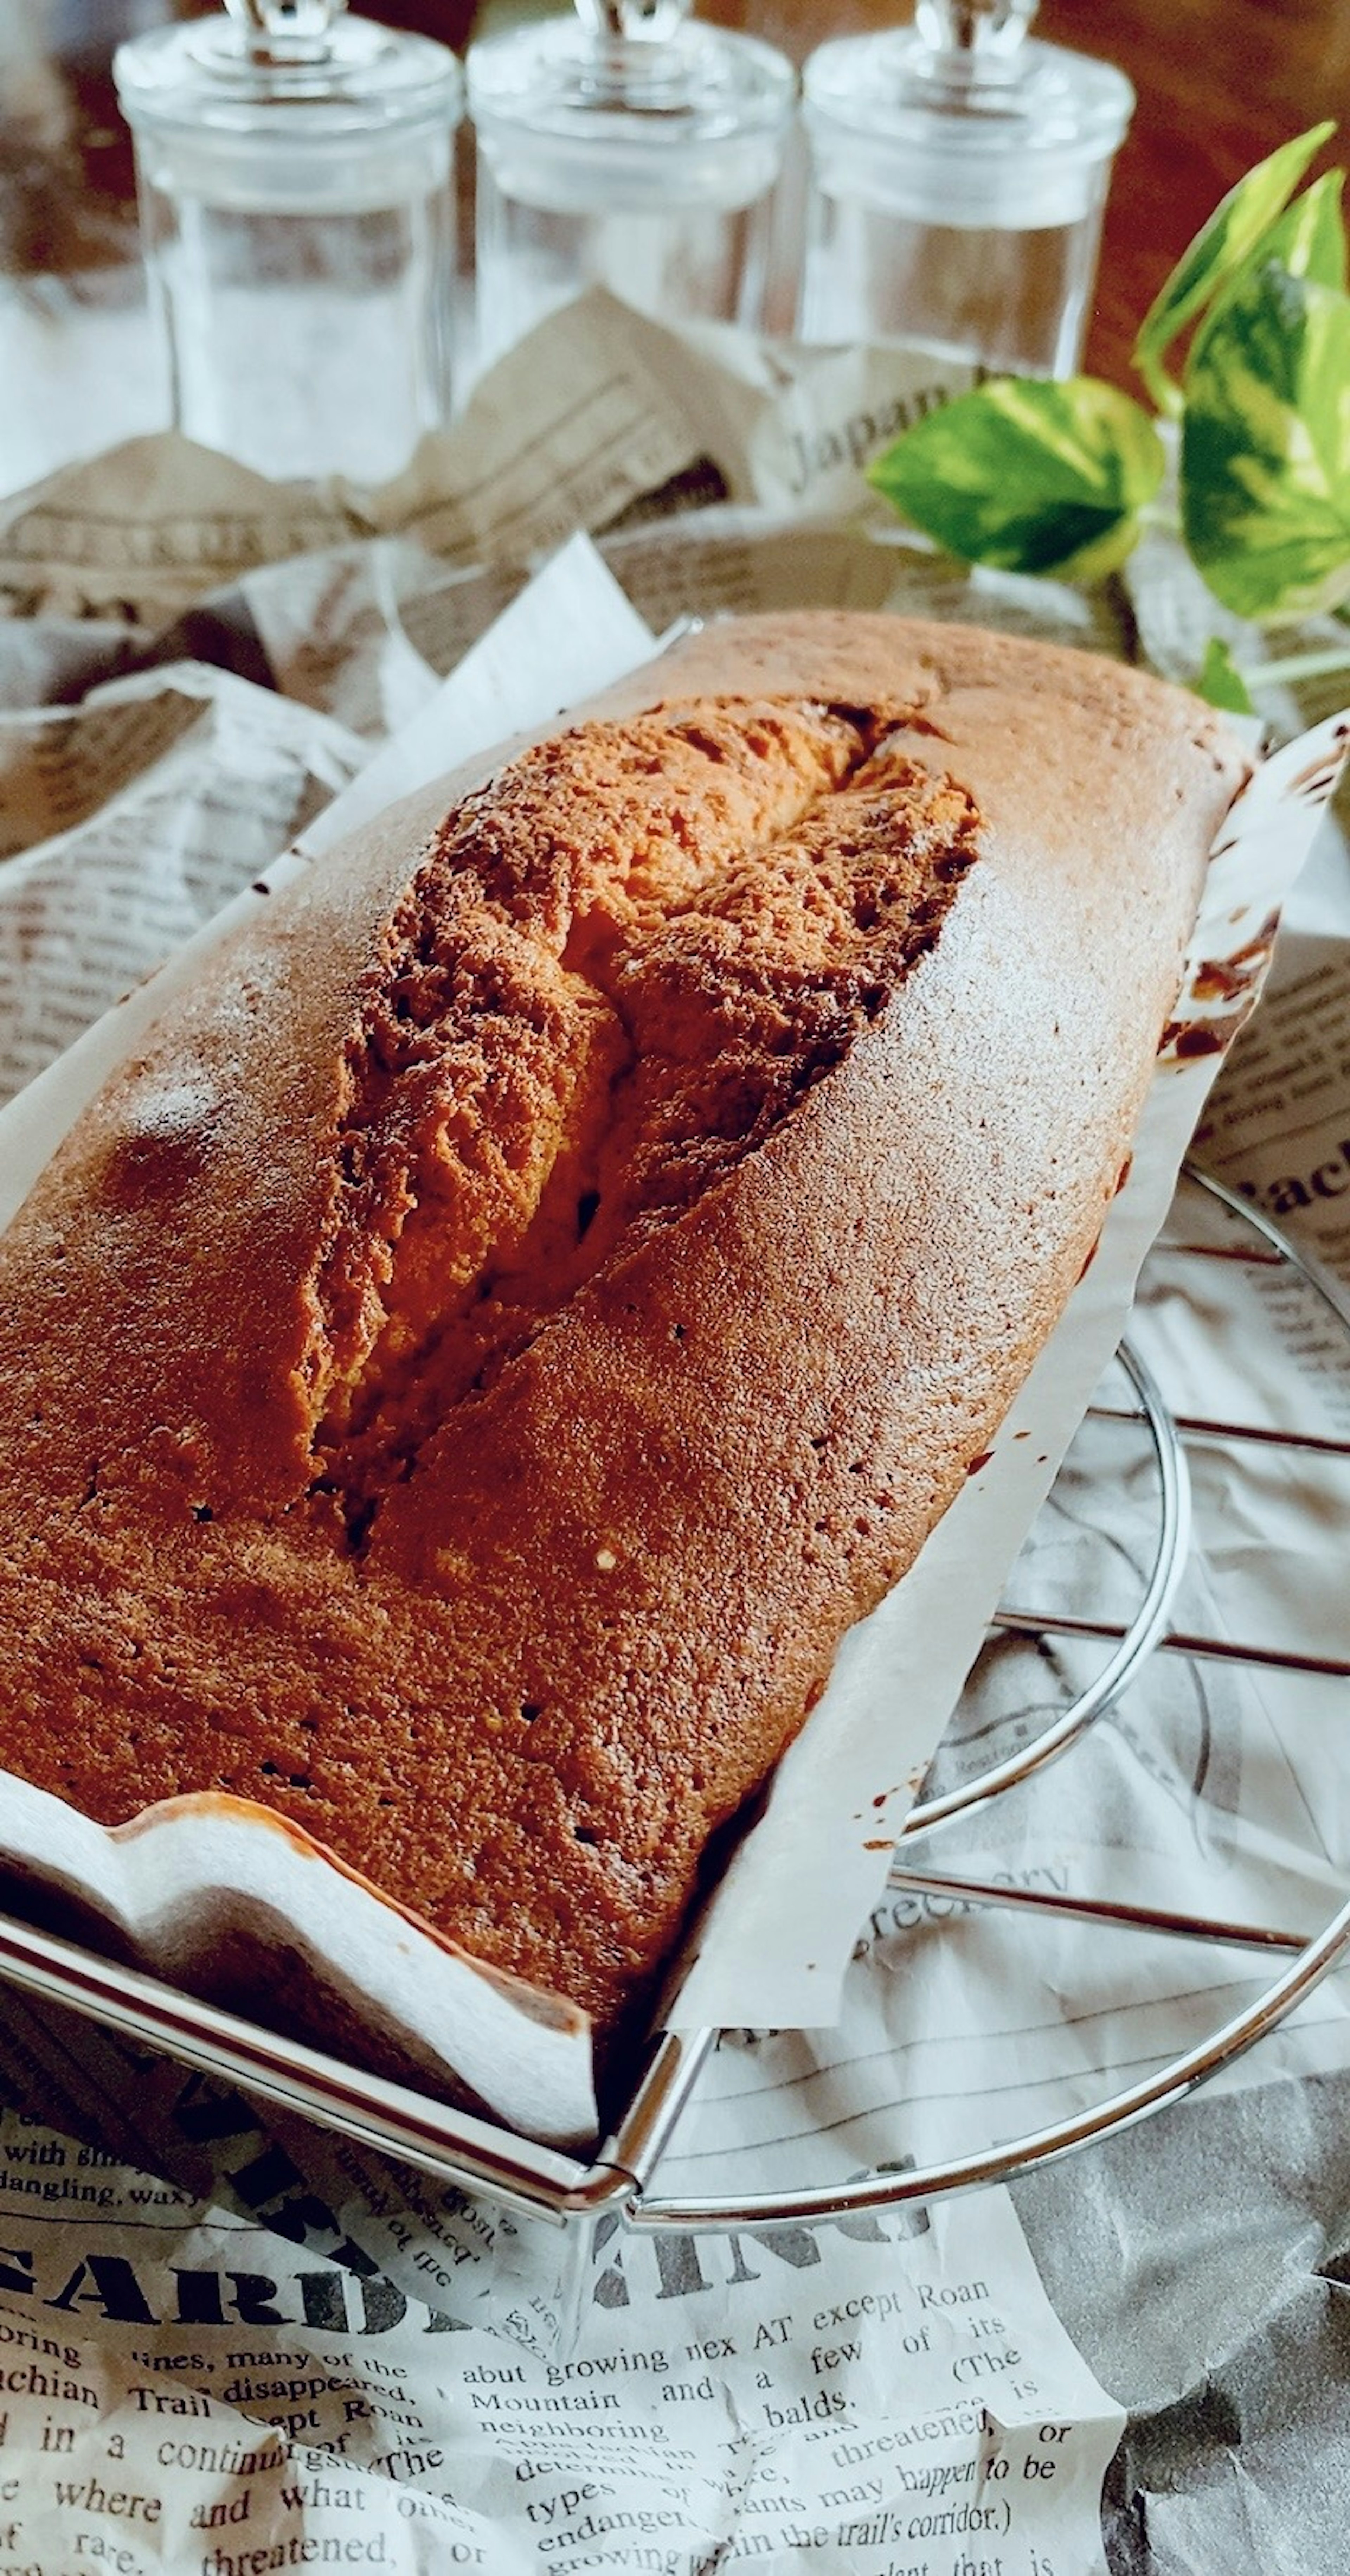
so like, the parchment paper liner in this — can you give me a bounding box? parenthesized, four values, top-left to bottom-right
(0, 548, 1341, 2142)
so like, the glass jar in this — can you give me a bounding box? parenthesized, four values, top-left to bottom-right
(467, 0, 795, 374)
(114, 0, 463, 483)
(799, 0, 1134, 379)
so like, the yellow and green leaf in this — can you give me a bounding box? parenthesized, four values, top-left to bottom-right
(1134, 122, 1335, 412)
(1182, 258, 1350, 621)
(865, 376, 1165, 582)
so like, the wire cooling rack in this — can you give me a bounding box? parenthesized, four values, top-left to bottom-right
(0, 1170, 1346, 2231)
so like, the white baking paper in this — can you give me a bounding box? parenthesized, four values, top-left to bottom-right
(297, 530, 658, 857)
(0, 530, 1342, 2148)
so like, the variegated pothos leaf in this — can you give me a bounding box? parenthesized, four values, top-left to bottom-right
(1182, 259, 1350, 621)
(1238, 170, 1348, 294)
(1135, 122, 1336, 410)
(865, 377, 1165, 582)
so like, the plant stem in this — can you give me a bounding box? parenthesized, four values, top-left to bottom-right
(1247, 644, 1350, 688)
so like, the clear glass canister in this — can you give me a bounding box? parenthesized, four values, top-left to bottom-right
(114, 0, 463, 484)
(799, 0, 1134, 378)
(467, 0, 796, 374)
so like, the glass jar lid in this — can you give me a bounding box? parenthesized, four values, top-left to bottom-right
(468, 0, 795, 213)
(115, 0, 462, 146)
(803, 0, 1133, 229)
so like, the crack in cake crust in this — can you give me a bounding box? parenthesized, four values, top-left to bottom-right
(302, 697, 983, 1541)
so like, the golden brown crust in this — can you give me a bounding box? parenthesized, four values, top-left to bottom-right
(0, 614, 1246, 2038)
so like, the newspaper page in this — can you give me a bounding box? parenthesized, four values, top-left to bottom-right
(0, 665, 366, 1103)
(0, 292, 981, 625)
(0, 2070, 1125, 2576)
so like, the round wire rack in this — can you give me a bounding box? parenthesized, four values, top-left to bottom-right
(615, 1165, 1350, 2229)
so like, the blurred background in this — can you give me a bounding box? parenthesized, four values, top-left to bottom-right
(2, 0, 1348, 492)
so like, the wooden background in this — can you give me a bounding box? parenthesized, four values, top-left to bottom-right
(1, 0, 1347, 483)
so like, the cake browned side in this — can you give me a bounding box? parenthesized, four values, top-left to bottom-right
(0, 614, 1246, 2040)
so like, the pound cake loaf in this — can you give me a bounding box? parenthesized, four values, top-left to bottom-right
(0, 614, 1246, 2047)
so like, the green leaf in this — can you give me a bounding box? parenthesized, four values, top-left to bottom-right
(1240, 169, 1347, 294)
(865, 377, 1165, 583)
(1195, 637, 1255, 713)
(1182, 257, 1350, 620)
(1134, 122, 1335, 410)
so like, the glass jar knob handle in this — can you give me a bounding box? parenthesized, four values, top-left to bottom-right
(222, 0, 346, 63)
(572, 0, 690, 43)
(914, 0, 1037, 56)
